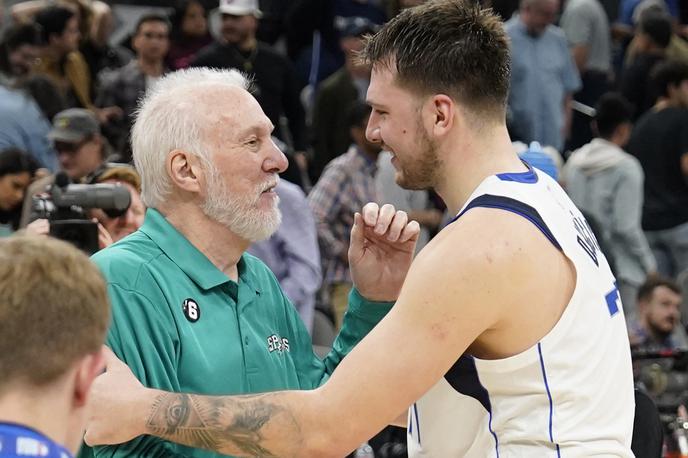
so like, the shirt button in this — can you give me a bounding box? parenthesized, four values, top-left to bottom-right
(244, 337, 249, 346)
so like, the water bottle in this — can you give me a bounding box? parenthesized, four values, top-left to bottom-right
(353, 442, 375, 458)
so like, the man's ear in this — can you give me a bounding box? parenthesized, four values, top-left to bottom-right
(427, 94, 455, 137)
(73, 349, 106, 408)
(167, 149, 205, 194)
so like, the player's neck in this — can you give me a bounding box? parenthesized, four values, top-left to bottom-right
(161, 202, 247, 281)
(436, 124, 524, 215)
(0, 384, 73, 453)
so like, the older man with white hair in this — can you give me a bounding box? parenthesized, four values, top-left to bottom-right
(89, 67, 419, 458)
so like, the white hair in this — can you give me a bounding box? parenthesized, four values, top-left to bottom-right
(131, 67, 249, 208)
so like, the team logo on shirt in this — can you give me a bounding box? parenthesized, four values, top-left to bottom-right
(16, 437, 49, 456)
(267, 334, 290, 353)
(182, 298, 200, 323)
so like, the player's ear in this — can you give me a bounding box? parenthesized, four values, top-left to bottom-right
(428, 94, 454, 136)
(73, 349, 106, 408)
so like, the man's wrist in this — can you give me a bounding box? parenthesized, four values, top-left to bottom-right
(138, 387, 160, 437)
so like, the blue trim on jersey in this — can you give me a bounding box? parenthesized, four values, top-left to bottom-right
(413, 403, 421, 445)
(488, 409, 500, 458)
(537, 343, 561, 457)
(450, 194, 562, 251)
(496, 163, 539, 183)
(0, 422, 72, 458)
(444, 355, 499, 455)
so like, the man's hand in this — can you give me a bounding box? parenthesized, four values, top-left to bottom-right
(349, 203, 420, 302)
(84, 347, 149, 446)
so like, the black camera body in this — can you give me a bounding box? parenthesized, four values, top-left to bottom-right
(32, 173, 131, 254)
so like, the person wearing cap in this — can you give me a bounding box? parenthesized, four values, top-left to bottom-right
(48, 108, 106, 180)
(311, 17, 377, 182)
(19, 108, 107, 229)
(191, 0, 307, 164)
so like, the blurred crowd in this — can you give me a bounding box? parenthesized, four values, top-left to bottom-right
(0, 0, 688, 455)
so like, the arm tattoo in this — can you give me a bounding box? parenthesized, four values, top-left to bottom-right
(146, 393, 302, 457)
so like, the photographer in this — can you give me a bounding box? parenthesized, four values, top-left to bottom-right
(87, 163, 144, 244)
(20, 108, 107, 228)
(27, 163, 145, 253)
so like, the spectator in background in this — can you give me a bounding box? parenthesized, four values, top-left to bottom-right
(0, 23, 44, 86)
(19, 108, 107, 228)
(309, 102, 380, 329)
(0, 148, 39, 236)
(80, 1, 133, 84)
(248, 179, 322, 332)
(0, 75, 64, 171)
(629, 275, 687, 350)
(34, 5, 120, 124)
(87, 163, 145, 244)
(620, 11, 672, 118)
(560, 0, 612, 151)
(0, 235, 109, 458)
(309, 18, 376, 182)
(618, 0, 680, 27)
(192, 0, 307, 161)
(167, 0, 213, 70)
(626, 60, 688, 279)
(34, 6, 90, 109)
(564, 92, 656, 318)
(506, 0, 581, 152)
(310, 17, 376, 182)
(97, 14, 170, 159)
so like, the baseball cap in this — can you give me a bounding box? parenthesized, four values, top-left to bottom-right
(48, 109, 100, 143)
(219, 0, 263, 18)
(337, 16, 380, 39)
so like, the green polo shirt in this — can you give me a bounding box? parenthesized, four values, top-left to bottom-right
(89, 208, 392, 458)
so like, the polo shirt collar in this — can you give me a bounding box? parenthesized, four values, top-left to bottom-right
(140, 208, 238, 291)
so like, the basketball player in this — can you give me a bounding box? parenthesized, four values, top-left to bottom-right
(0, 235, 109, 458)
(84, 1, 635, 456)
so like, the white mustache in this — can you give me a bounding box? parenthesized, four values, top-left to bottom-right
(259, 175, 279, 193)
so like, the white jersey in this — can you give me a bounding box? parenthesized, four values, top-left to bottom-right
(407, 166, 634, 457)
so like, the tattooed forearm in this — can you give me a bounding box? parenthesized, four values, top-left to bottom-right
(145, 392, 303, 457)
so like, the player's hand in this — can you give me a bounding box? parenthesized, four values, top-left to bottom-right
(84, 347, 148, 446)
(349, 203, 420, 302)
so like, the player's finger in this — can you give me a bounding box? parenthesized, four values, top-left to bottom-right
(362, 202, 380, 227)
(386, 210, 408, 242)
(399, 220, 421, 243)
(374, 204, 397, 235)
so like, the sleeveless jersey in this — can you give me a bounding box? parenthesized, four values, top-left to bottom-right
(406, 166, 634, 457)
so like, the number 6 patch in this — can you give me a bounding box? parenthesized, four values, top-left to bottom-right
(182, 298, 200, 323)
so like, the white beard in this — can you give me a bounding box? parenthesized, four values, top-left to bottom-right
(201, 166, 281, 242)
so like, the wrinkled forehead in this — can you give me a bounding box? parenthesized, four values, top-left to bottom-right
(195, 86, 269, 143)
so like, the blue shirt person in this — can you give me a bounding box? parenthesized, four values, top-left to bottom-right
(505, 12, 581, 151)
